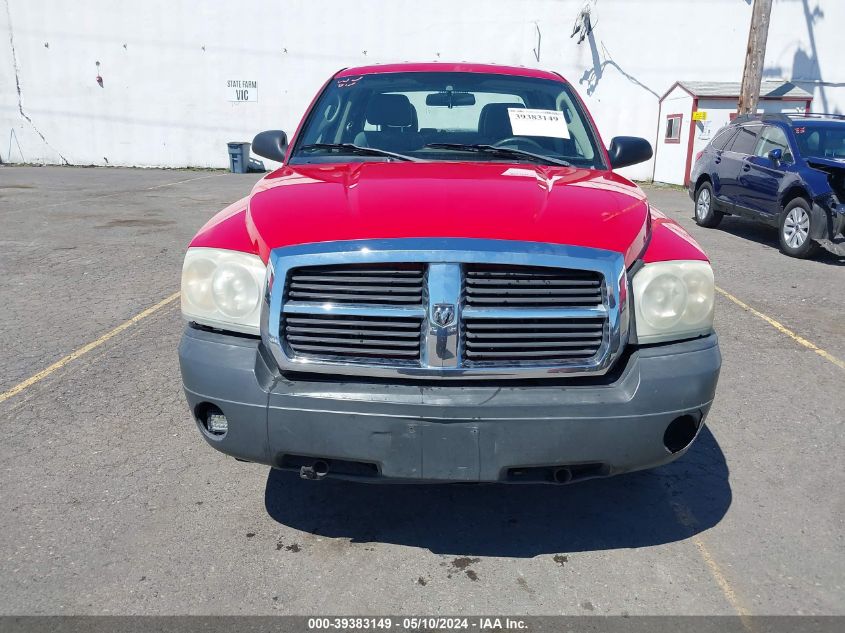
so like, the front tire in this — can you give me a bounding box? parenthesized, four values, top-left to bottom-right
(779, 198, 819, 258)
(694, 182, 723, 228)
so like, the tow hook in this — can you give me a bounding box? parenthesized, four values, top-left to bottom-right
(299, 460, 330, 480)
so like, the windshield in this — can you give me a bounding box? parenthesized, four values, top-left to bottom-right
(793, 122, 845, 160)
(290, 72, 605, 168)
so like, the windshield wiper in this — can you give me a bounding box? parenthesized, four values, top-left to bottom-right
(299, 143, 418, 162)
(425, 143, 571, 167)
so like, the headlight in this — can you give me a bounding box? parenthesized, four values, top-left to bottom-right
(181, 248, 266, 335)
(632, 260, 714, 344)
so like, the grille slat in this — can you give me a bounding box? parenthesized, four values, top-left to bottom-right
(466, 340, 601, 349)
(289, 343, 420, 358)
(282, 312, 422, 362)
(466, 296, 602, 305)
(289, 291, 423, 302)
(287, 335, 420, 348)
(465, 264, 602, 308)
(285, 317, 420, 329)
(287, 326, 421, 338)
(287, 263, 424, 306)
(467, 327, 603, 336)
(466, 321, 603, 331)
(293, 267, 423, 276)
(291, 283, 423, 293)
(464, 349, 599, 359)
(463, 317, 605, 364)
(468, 336, 602, 342)
(466, 287, 602, 296)
(468, 278, 600, 287)
(466, 269, 598, 278)
(292, 275, 423, 284)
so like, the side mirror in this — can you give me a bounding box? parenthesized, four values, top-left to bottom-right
(607, 136, 653, 169)
(252, 130, 288, 163)
(768, 148, 783, 164)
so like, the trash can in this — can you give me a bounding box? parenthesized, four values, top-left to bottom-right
(227, 142, 251, 173)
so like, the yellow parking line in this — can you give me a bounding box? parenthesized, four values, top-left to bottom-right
(672, 503, 754, 630)
(0, 291, 180, 404)
(692, 537, 753, 625)
(716, 286, 845, 371)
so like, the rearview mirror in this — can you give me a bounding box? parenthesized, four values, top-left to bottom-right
(252, 130, 288, 163)
(768, 148, 783, 164)
(425, 91, 476, 107)
(607, 136, 653, 169)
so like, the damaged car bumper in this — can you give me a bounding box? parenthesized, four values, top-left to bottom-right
(813, 196, 845, 254)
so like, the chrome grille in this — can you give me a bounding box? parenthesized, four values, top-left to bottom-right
(287, 263, 424, 305)
(283, 313, 423, 361)
(263, 239, 628, 379)
(463, 317, 605, 363)
(465, 264, 603, 308)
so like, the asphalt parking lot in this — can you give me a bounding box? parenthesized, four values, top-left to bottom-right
(0, 165, 843, 616)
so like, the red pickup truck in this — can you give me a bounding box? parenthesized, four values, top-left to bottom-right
(178, 63, 720, 484)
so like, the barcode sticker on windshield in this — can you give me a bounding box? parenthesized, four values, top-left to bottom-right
(507, 108, 570, 139)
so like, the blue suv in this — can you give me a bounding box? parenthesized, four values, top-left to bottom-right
(689, 113, 845, 258)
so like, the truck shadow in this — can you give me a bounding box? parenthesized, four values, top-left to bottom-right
(263, 426, 730, 557)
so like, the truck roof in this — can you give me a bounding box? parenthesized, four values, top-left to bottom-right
(334, 62, 565, 82)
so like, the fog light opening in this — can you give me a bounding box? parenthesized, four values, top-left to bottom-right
(197, 403, 228, 437)
(663, 415, 699, 454)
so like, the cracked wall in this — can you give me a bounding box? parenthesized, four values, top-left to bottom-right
(3, 0, 69, 164)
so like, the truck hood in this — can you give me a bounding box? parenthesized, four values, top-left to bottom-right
(247, 162, 650, 266)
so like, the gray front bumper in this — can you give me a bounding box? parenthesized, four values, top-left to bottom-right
(179, 327, 721, 483)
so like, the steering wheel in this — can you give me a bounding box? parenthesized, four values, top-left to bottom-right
(493, 136, 544, 150)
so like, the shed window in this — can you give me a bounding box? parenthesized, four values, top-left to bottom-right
(665, 114, 682, 143)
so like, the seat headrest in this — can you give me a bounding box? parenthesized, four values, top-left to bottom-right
(366, 94, 416, 128)
(478, 102, 524, 139)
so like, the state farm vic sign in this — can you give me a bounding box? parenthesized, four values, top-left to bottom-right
(227, 80, 258, 102)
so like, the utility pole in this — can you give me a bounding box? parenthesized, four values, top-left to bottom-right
(738, 0, 773, 114)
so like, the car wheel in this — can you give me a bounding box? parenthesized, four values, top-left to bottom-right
(694, 182, 723, 228)
(779, 198, 820, 258)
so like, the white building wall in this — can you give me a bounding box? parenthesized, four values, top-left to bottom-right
(1, 0, 843, 179)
